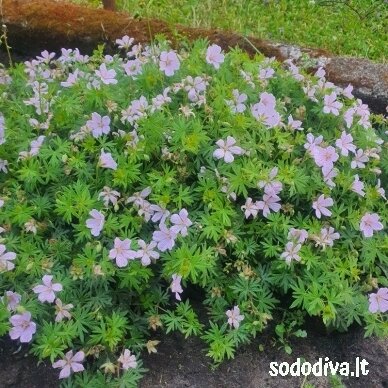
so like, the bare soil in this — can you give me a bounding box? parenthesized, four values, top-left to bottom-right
(1, 323, 387, 388)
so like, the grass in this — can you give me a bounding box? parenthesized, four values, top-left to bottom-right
(71, 0, 387, 61)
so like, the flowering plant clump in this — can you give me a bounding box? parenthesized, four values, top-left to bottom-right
(0, 37, 387, 384)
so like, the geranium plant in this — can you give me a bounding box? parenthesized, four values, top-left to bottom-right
(0, 36, 387, 385)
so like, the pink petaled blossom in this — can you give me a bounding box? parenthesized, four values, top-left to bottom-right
(368, 288, 388, 313)
(170, 274, 183, 300)
(123, 59, 143, 78)
(287, 115, 303, 131)
(303, 83, 318, 102)
(121, 96, 149, 124)
(115, 35, 134, 50)
(251, 93, 281, 128)
(213, 136, 244, 163)
(304, 133, 323, 154)
(109, 238, 137, 268)
(86, 209, 105, 236)
(359, 213, 383, 238)
(53, 350, 85, 379)
(206, 44, 225, 69)
(95, 63, 117, 85)
(9, 312, 36, 343)
(312, 194, 333, 219)
(313, 227, 340, 249)
(36, 50, 55, 63)
(225, 89, 247, 113)
(256, 193, 281, 218)
(61, 69, 79, 88)
(0, 244, 16, 272)
(55, 299, 73, 322)
(344, 107, 355, 128)
(29, 136, 46, 156)
(342, 84, 354, 99)
(137, 200, 153, 222)
(323, 92, 343, 116)
(151, 88, 172, 112)
(288, 228, 308, 244)
(118, 349, 137, 370)
(33, 275, 62, 303)
(259, 67, 275, 80)
(98, 186, 120, 207)
(86, 112, 111, 138)
(375, 179, 386, 200)
(312, 146, 339, 170)
(150, 204, 170, 223)
(170, 209, 192, 237)
(257, 167, 282, 195)
(0, 159, 8, 173)
(159, 51, 180, 76)
(315, 67, 326, 79)
(127, 187, 152, 207)
(351, 149, 369, 169)
(241, 197, 261, 219)
(335, 131, 356, 156)
(322, 165, 337, 188)
(2, 291, 21, 311)
(281, 242, 302, 264)
(99, 149, 117, 170)
(152, 223, 177, 252)
(136, 240, 159, 266)
(226, 306, 244, 329)
(351, 175, 365, 197)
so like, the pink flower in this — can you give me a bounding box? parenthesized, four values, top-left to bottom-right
(53, 350, 85, 379)
(287, 228, 308, 244)
(123, 59, 143, 78)
(95, 63, 117, 85)
(287, 115, 303, 131)
(241, 197, 261, 219)
(150, 204, 170, 223)
(213, 136, 244, 163)
(99, 149, 117, 170)
(351, 149, 369, 169)
(127, 187, 151, 206)
(251, 93, 282, 128)
(259, 67, 275, 80)
(2, 291, 21, 311)
(313, 227, 340, 249)
(312, 146, 339, 170)
(170, 209, 192, 237)
(9, 312, 36, 343)
(312, 194, 333, 219)
(61, 69, 80, 88)
(256, 193, 281, 218)
(33, 275, 62, 303)
(323, 92, 343, 116)
(152, 224, 177, 252)
(226, 306, 244, 329)
(375, 179, 386, 200)
(98, 186, 120, 206)
(86, 209, 105, 237)
(359, 213, 383, 238)
(170, 274, 183, 300)
(368, 288, 388, 313)
(322, 165, 337, 188)
(335, 131, 356, 156)
(118, 349, 137, 370)
(159, 51, 180, 76)
(257, 167, 282, 195)
(115, 35, 134, 50)
(109, 238, 137, 267)
(86, 112, 111, 138)
(55, 299, 73, 322)
(225, 89, 247, 113)
(281, 242, 302, 264)
(342, 84, 354, 99)
(304, 133, 323, 154)
(136, 240, 159, 266)
(351, 175, 365, 197)
(206, 44, 225, 69)
(0, 244, 16, 272)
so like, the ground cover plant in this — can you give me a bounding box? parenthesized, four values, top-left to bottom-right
(72, 0, 388, 61)
(0, 37, 387, 387)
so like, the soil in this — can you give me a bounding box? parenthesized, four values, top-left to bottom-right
(0, 324, 387, 388)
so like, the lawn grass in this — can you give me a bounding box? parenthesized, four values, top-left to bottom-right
(71, 0, 387, 61)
